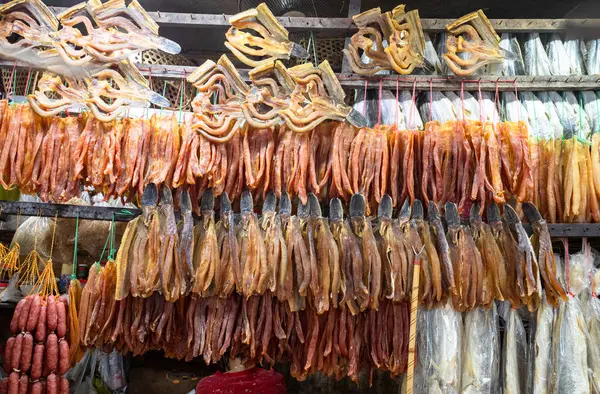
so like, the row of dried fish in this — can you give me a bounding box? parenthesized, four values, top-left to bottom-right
(77, 259, 410, 383)
(112, 178, 566, 314)
(0, 0, 178, 120)
(4, 101, 598, 225)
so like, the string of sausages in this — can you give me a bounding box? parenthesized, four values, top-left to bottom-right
(1, 295, 70, 394)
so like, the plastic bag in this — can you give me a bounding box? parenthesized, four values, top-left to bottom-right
(523, 33, 553, 76)
(582, 91, 600, 133)
(0, 273, 22, 303)
(98, 350, 126, 391)
(414, 304, 462, 394)
(548, 91, 592, 140)
(378, 90, 407, 128)
(546, 34, 571, 76)
(537, 92, 566, 139)
(67, 349, 99, 394)
(500, 302, 528, 394)
(584, 268, 600, 393)
(492, 34, 524, 76)
(460, 304, 500, 394)
(502, 91, 533, 131)
(585, 39, 600, 75)
(420, 90, 457, 123)
(564, 37, 586, 75)
(533, 292, 554, 394)
(399, 91, 422, 130)
(445, 91, 480, 122)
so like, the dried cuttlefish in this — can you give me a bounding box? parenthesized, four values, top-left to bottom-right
(442, 10, 505, 76)
(350, 193, 382, 311)
(523, 202, 567, 307)
(343, 5, 428, 75)
(309, 193, 339, 313)
(225, 3, 308, 69)
(504, 204, 541, 311)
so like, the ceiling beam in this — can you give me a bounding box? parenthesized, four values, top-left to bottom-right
(45, 7, 600, 33)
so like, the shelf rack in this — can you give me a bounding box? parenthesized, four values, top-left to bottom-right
(1, 200, 600, 237)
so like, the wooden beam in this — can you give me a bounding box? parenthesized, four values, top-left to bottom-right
(45, 7, 600, 33)
(2, 60, 600, 91)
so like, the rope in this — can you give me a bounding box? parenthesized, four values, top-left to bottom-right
(159, 80, 168, 116)
(108, 213, 116, 260)
(178, 72, 187, 124)
(460, 81, 466, 123)
(478, 81, 484, 123)
(395, 77, 399, 127)
(513, 80, 520, 122)
(23, 68, 32, 96)
(362, 80, 368, 117)
(48, 213, 58, 260)
(71, 213, 79, 280)
(377, 79, 382, 128)
(429, 79, 433, 122)
(408, 80, 416, 130)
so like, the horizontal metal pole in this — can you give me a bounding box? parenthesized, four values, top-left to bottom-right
(1, 201, 600, 237)
(3, 59, 599, 91)
(0, 201, 141, 222)
(43, 8, 600, 33)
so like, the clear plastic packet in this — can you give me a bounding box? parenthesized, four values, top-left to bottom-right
(414, 304, 462, 394)
(537, 92, 566, 139)
(0, 273, 22, 303)
(445, 91, 480, 122)
(564, 37, 586, 75)
(533, 292, 554, 394)
(548, 91, 592, 140)
(98, 350, 126, 391)
(522, 33, 553, 76)
(378, 90, 407, 128)
(585, 39, 600, 75)
(521, 91, 555, 139)
(399, 90, 422, 130)
(420, 90, 457, 123)
(492, 33, 524, 76)
(546, 34, 571, 75)
(582, 91, 600, 133)
(502, 91, 533, 131)
(499, 302, 529, 394)
(460, 304, 500, 394)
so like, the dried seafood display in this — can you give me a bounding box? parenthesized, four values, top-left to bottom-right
(225, 3, 308, 69)
(343, 5, 428, 75)
(442, 10, 506, 76)
(0, 0, 176, 119)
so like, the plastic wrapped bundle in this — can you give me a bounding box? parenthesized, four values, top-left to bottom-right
(523, 33, 553, 76)
(445, 91, 480, 121)
(500, 303, 529, 394)
(435, 32, 451, 75)
(503, 91, 533, 131)
(546, 34, 571, 75)
(492, 34, 524, 76)
(414, 304, 462, 394)
(460, 305, 500, 394)
(399, 90, 422, 129)
(478, 91, 500, 123)
(537, 92, 566, 139)
(549, 249, 592, 394)
(584, 266, 600, 393)
(521, 91, 556, 139)
(420, 90, 457, 123)
(548, 91, 592, 139)
(352, 89, 378, 127)
(564, 37, 586, 75)
(582, 91, 600, 133)
(584, 39, 600, 75)
(533, 292, 554, 394)
(418, 33, 444, 75)
(380, 90, 407, 128)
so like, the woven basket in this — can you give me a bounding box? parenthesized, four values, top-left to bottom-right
(132, 49, 196, 111)
(294, 37, 345, 72)
(1, 67, 41, 97)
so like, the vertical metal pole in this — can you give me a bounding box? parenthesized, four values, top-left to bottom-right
(341, 0, 361, 73)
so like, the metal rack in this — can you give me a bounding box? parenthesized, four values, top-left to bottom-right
(1, 200, 600, 237)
